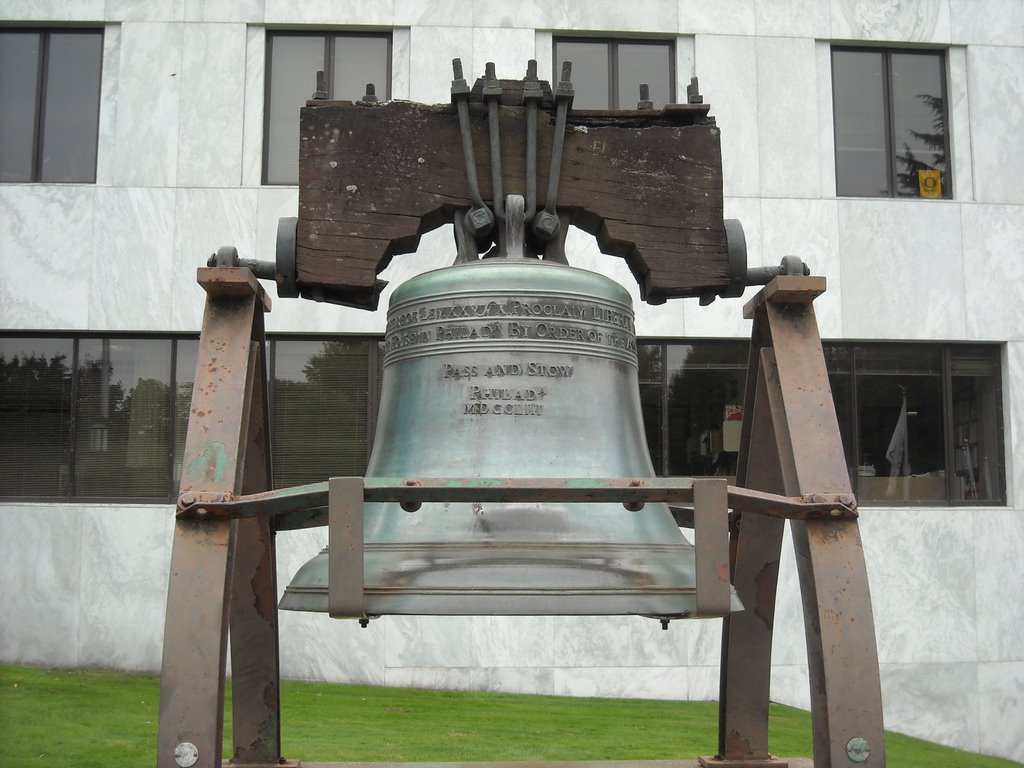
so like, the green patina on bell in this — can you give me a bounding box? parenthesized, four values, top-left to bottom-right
(281, 256, 709, 618)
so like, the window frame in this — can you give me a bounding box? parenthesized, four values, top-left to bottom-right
(552, 36, 676, 110)
(262, 29, 392, 186)
(0, 27, 104, 184)
(831, 45, 952, 199)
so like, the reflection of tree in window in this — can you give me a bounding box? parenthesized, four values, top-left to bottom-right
(0, 347, 73, 495)
(271, 339, 369, 488)
(895, 94, 945, 197)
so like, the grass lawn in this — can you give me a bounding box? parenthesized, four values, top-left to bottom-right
(1, 665, 1019, 767)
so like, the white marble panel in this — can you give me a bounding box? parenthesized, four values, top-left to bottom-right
(90, 187, 176, 330)
(1009, 343, 1024, 510)
(973, 510, 1024, 662)
(393, 0, 466, 28)
(0, 0, 104, 20)
(962, 204, 1024, 341)
(0, 186, 95, 330)
(170, 188, 258, 330)
(0, 505, 83, 668)
(688, 665, 721, 702)
(240, 25, 265, 188)
(177, 23, 246, 187)
(106, 0, 183, 21)
(831, 0, 950, 42)
(768, 663, 811, 711)
(770, 526, 810, 667)
(837, 200, 966, 340)
(676, 34, 695, 84)
(757, 37, 821, 199)
(859, 508, 977, 664)
(679, 0, 756, 35)
(183, 0, 264, 23)
(471, 28, 536, 86)
(95, 24, 121, 186)
(685, 616, 723, 668)
(755, 0, 830, 38)
(533, 30, 553, 83)
(552, 665, 690, 700)
(947, 46, 974, 203)
(967, 45, 1024, 205)
(550, 615, 688, 668)
(280, 610, 387, 684)
(264, 0, 395, 26)
(694, 35, 759, 198)
(760, 198, 842, 338)
(977, 662, 1024, 763)
(950, 0, 1024, 45)
(467, 666, 554, 695)
(409, 26, 475, 104)
(392, 27, 411, 101)
(814, 40, 836, 199)
(473, 0, 680, 33)
(78, 506, 170, 671)
(681, 196, 761, 338)
(385, 666, 474, 691)
(113, 22, 183, 187)
(878, 661, 980, 752)
(470, 616, 554, 667)
(386, 616, 476, 668)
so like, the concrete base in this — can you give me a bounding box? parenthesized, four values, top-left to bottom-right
(302, 761, 812, 768)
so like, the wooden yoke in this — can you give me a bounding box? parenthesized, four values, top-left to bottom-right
(295, 96, 731, 308)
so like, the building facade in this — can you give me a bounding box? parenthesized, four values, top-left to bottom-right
(1, 0, 1022, 762)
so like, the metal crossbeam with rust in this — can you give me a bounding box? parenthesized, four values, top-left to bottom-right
(175, 477, 857, 526)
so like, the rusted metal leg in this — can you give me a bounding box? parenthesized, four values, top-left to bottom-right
(158, 269, 282, 768)
(226, 319, 295, 768)
(703, 340, 790, 768)
(709, 277, 885, 768)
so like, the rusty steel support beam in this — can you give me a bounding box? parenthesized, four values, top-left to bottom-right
(705, 277, 885, 768)
(157, 268, 291, 768)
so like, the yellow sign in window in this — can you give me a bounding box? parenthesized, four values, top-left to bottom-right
(919, 170, 942, 198)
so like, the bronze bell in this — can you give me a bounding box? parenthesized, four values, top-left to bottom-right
(281, 255, 719, 618)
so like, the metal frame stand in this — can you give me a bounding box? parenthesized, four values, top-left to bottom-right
(157, 271, 885, 768)
(157, 268, 295, 768)
(700, 277, 885, 768)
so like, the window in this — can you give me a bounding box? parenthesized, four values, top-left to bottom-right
(640, 341, 1005, 505)
(264, 31, 391, 185)
(831, 47, 950, 198)
(553, 38, 674, 110)
(0, 335, 1004, 506)
(0, 28, 103, 183)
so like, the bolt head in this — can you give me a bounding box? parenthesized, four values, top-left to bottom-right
(174, 742, 199, 767)
(846, 737, 870, 763)
(465, 207, 494, 237)
(533, 211, 561, 241)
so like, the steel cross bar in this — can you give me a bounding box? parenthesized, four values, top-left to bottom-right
(175, 478, 857, 522)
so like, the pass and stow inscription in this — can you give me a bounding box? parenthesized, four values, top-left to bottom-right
(386, 297, 636, 418)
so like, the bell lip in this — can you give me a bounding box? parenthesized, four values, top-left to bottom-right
(388, 257, 633, 310)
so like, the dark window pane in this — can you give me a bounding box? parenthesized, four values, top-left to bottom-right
(75, 338, 171, 497)
(272, 339, 369, 487)
(665, 342, 747, 479)
(854, 345, 944, 503)
(891, 52, 947, 197)
(833, 49, 889, 197)
(40, 31, 102, 182)
(823, 343, 856, 483)
(331, 35, 389, 102)
(638, 343, 663, 474)
(173, 339, 198, 489)
(0, 338, 73, 495)
(266, 34, 325, 184)
(554, 41, 610, 109)
(0, 31, 40, 182)
(950, 347, 1003, 503)
(617, 43, 671, 109)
